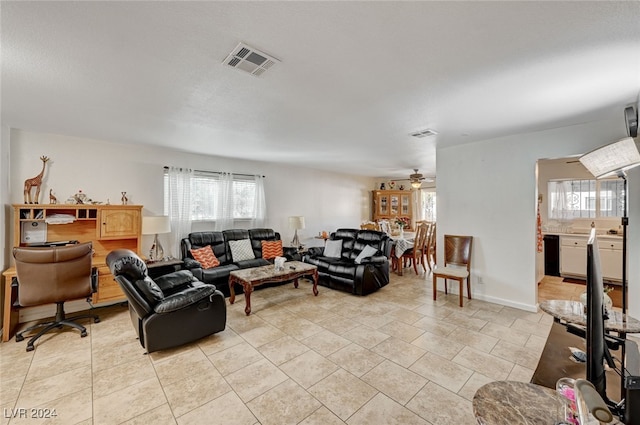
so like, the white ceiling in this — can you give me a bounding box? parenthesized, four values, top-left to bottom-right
(2, 1, 639, 179)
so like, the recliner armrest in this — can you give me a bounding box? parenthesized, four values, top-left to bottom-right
(183, 258, 202, 269)
(154, 285, 218, 314)
(154, 270, 197, 293)
(306, 247, 324, 257)
(359, 255, 387, 265)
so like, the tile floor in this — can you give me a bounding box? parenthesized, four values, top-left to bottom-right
(0, 272, 580, 425)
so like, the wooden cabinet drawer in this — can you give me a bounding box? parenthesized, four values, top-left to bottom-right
(93, 267, 125, 304)
(561, 237, 588, 248)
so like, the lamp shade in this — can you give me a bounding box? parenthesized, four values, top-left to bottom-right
(142, 216, 171, 235)
(288, 216, 305, 230)
(579, 137, 640, 179)
(411, 181, 422, 189)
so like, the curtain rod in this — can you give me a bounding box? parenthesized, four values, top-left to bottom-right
(163, 166, 265, 178)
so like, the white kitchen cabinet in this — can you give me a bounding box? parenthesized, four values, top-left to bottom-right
(599, 239, 623, 281)
(560, 237, 587, 277)
(560, 235, 622, 282)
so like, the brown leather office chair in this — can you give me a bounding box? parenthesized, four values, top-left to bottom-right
(432, 235, 473, 307)
(13, 242, 100, 351)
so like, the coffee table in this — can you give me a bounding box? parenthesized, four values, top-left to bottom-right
(228, 261, 319, 315)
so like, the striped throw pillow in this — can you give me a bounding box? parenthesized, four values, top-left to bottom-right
(190, 245, 220, 269)
(261, 240, 283, 259)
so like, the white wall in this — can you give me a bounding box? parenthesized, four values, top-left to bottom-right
(8, 129, 375, 257)
(1, 126, 10, 334)
(436, 118, 639, 317)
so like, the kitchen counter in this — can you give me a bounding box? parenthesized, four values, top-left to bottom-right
(543, 231, 622, 239)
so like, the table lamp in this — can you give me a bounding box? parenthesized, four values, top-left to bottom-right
(289, 216, 305, 248)
(142, 216, 171, 262)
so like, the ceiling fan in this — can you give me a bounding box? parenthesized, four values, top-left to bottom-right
(408, 169, 434, 188)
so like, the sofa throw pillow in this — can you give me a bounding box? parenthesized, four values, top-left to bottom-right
(229, 239, 255, 262)
(354, 244, 379, 264)
(261, 240, 283, 260)
(190, 246, 220, 269)
(323, 239, 343, 258)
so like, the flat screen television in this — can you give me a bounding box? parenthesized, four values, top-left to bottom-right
(586, 228, 610, 399)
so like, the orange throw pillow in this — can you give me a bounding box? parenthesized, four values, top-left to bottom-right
(261, 240, 283, 260)
(190, 245, 220, 269)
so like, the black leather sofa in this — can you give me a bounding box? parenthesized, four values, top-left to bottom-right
(180, 228, 297, 297)
(106, 249, 226, 353)
(303, 229, 392, 295)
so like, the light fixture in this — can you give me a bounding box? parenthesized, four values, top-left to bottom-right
(579, 137, 640, 319)
(142, 216, 171, 262)
(579, 137, 640, 178)
(288, 216, 305, 248)
(411, 181, 422, 189)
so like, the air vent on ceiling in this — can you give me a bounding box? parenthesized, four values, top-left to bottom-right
(223, 42, 280, 77)
(410, 128, 438, 138)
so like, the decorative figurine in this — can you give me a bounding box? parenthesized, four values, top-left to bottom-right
(388, 181, 396, 190)
(399, 185, 405, 191)
(121, 192, 128, 205)
(380, 182, 386, 190)
(49, 189, 58, 204)
(23, 156, 49, 204)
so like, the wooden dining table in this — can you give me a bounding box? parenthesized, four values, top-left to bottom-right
(389, 232, 415, 276)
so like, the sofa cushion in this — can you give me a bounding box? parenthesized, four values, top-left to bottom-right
(323, 239, 343, 258)
(229, 239, 255, 262)
(190, 246, 220, 269)
(354, 244, 379, 264)
(186, 232, 229, 264)
(201, 263, 240, 282)
(235, 258, 270, 268)
(327, 261, 357, 280)
(261, 240, 283, 260)
(304, 255, 342, 271)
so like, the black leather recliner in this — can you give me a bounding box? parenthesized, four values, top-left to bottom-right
(303, 229, 391, 295)
(106, 249, 226, 353)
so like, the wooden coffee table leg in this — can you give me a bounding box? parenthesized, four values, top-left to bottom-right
(229, 277, 236, 305)
(312, 270, 319, 296)
(294, 278, 299, 289)
(243, 282, 253, 315)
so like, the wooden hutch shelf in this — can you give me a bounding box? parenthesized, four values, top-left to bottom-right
(2, 204, 143, 342)
(372, 190, 414, 230)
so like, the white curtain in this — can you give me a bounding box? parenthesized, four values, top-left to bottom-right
(249, 174, 266, 228)
(167, 167, 193, 258)
(214, 172, 234, 231)
(549, 180, 571, 221)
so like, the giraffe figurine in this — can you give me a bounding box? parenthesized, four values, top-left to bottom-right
(23, 156, 49, 204)
(49, 189, 58, 204)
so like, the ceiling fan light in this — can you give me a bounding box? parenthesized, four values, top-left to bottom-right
(411, 181, 422, 189)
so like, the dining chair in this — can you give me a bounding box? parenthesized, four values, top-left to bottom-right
(425, 223, 436, 271)
(360, 222, 380, 231)
(378, 220, 391, 235)
(432, 234, 473, 307)
(400, 222, 429, 275)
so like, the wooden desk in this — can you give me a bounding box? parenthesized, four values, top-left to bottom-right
(2, 267, 18, 342)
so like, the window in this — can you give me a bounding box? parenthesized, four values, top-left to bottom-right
(548, 179, 623, 220)
(164, 171, 263, 221)
(420, 190, 437, 222)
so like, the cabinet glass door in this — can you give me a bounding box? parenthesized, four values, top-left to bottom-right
(379, 195, 389, 215)
(390, 195, 399, 215)
(401, 195, 410, 215)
